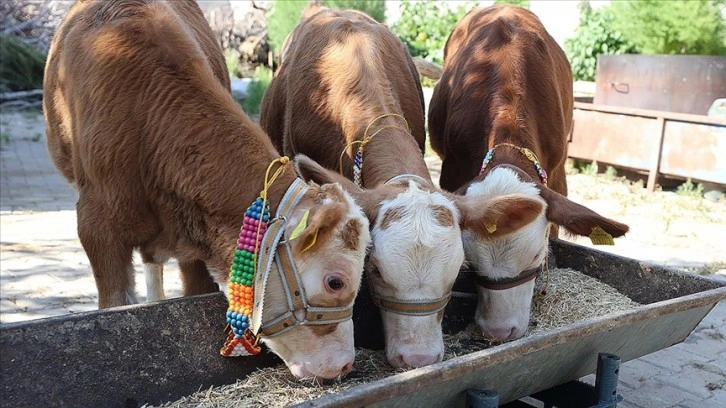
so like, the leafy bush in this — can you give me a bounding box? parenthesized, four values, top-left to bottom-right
(494, 0, 530, 8)
(676, 178, 705, 198)
(242, 66, 273, 115)
(391, 0, 473, 66)
(266, 0, 386, 53)
(0, 35, 46, 92)
(609, 0, 726, 55)
(564, 4, 637, 82)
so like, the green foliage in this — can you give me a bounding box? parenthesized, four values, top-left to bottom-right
(225, 48, 241, 78)
(242, 66, 273, 115)
(564, 4, 637, 82)
(266, 1, 308, 54)
(494, 0, 530, 8)
(676, 178, 705, 198)
(571, 159, 599, 176)
(391, 0, 474, 65)
(329, 0, 385, 23)
(604, 165, 618, 180)
(609, 0, 726, 55)
(266, 1, 386, 53)
(0, 35, 46, 92)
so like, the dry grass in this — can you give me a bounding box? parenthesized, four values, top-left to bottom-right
(152, 268, 640, 408)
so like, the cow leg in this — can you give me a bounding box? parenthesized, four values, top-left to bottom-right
(76, 193, 138, 308)
(140, 251, 165, 302)
(179, 259, 219, 296)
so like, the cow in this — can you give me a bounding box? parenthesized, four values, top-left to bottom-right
(43, 0, 372, 380)
(45, 0, 229, 303)
(428, 4, 630, 342)
(260, 5, 546, 368)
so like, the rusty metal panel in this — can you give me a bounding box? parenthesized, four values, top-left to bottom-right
(569, 103, 726, 187)
(568, 108, 660, 171)
(594, 55, 726, 115)
(660, 121, 726, 184)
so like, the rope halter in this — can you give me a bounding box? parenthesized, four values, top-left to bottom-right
(363, 174, 453, 316)
(474, 267, 540, 290)
(339, 113, 411, 187)
(479, 143, 548, 186)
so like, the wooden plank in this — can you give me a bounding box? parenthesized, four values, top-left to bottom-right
(574, 102, 726, 126)
(647, 117, 666, 191)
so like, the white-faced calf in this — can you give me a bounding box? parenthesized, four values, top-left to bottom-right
(428, 5, 630, 341)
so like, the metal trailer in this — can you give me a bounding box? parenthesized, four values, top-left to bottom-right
(2, 240, 725, 408)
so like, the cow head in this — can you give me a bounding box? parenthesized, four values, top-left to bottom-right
(295, 155, 461, 368)
(295, 155, 553, 368)
(247, 169, 370, 380)
(462, 167, 629, 341)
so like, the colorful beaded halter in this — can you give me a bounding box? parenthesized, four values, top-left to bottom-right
(339, 113, 411, 187)
(479, 143, 548, 186)
(221, 157, 356, 357)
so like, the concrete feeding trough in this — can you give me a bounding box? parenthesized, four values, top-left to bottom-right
(2, 240, 724, 407)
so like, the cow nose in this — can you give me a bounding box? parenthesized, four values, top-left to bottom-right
(340, 360, 353, 377)
(481, 325, 516, 341)
(402, 353, 441, 368)
(390, 351, 441, 368)
(316, 356, 355, 380)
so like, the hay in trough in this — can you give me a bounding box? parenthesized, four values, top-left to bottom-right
(152, 268, 640, 408)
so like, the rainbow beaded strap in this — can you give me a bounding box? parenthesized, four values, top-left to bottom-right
(220, 196, 270, 357)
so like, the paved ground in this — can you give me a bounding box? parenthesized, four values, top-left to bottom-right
(0, 109, 724, 407)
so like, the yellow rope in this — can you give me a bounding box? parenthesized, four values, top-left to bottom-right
(493, 142, 531, 158)
(254, 156, 290, 264)
(338, 113, 410, 176)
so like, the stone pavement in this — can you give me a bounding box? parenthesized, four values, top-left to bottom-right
(0, 110, 724, 407)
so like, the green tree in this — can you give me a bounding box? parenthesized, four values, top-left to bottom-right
(494, 0, 530, 8)
(391, 0, 474, 65)
(564, 3, 637, 81)
(609, 0, 726, 55)
(266, 0, 386, 53)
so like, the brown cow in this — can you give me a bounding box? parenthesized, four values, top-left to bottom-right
(428, 4, 629, 341)
(44, 0, 372, 380)
(260, 5, 545, 368)
(45, 0, 229, 302)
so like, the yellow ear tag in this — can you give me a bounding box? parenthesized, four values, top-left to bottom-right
(485, 222, 497, 234)
(589, 226, 614, 245)
(290, 210, 310, 241)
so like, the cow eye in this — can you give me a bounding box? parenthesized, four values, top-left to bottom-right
(326, 276, 345, 291)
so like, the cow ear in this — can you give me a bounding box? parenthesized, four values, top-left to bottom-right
(456, 193, 545, 238)
(290, 202, 346, 254)
(293, 154, 379, 224)
(294, 154, 359, 191)
(539, 187, 629, 241)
